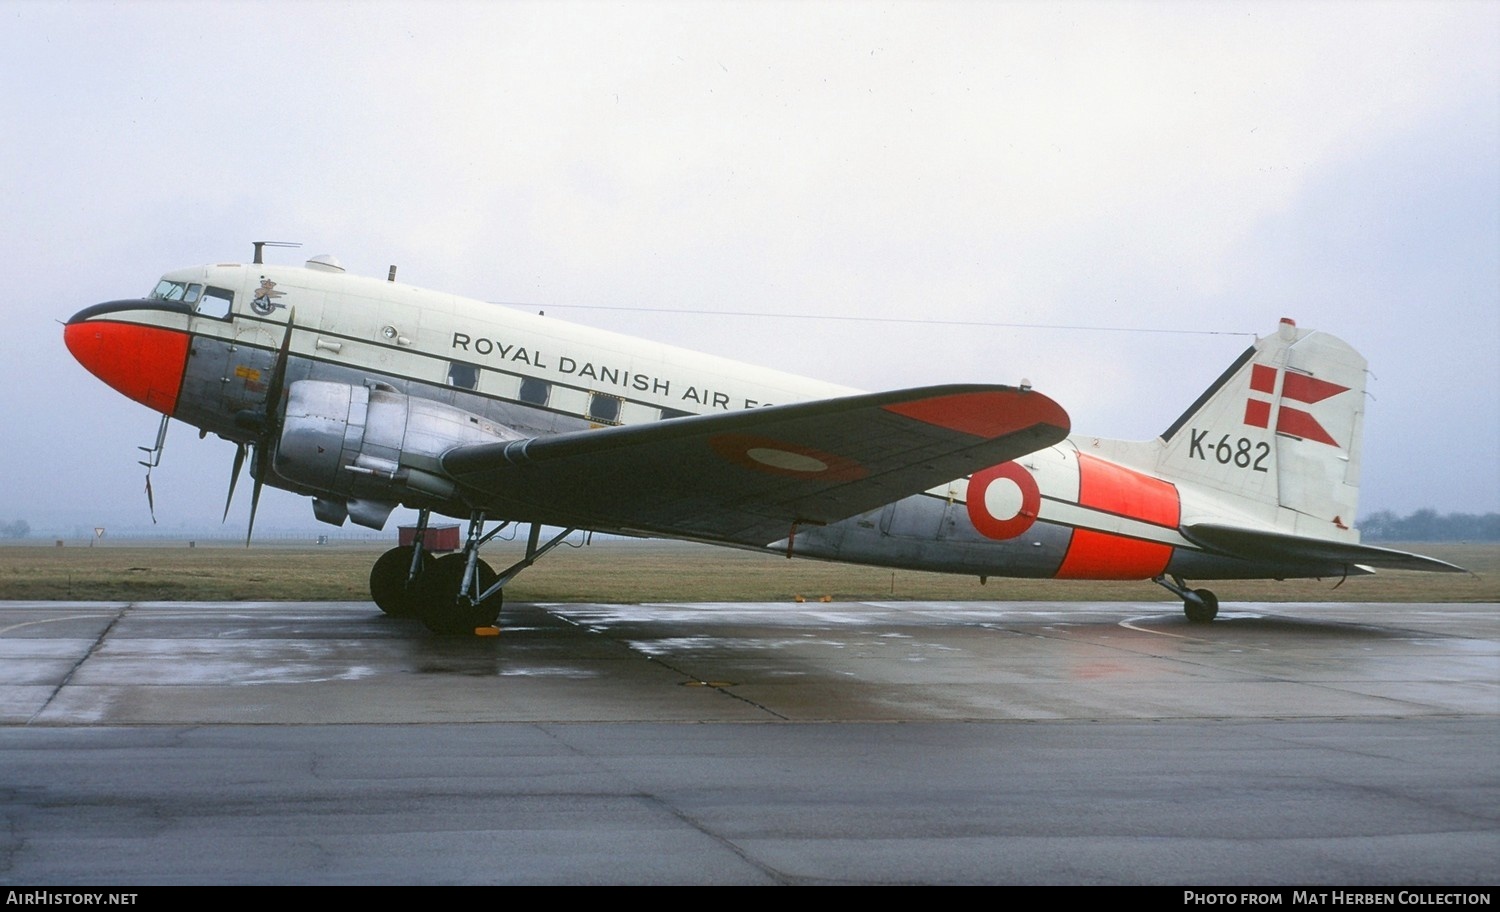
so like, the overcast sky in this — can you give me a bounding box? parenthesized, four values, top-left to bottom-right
(1, 0, 1496, 538)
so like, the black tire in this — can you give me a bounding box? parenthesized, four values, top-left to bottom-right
(416, 554, 501, 634)
(1184, 588, 1219, 623)
(370, 546, 421, 617)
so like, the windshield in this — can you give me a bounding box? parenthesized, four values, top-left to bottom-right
(150, 279, 234, 319)
(150, 279, 194, 302)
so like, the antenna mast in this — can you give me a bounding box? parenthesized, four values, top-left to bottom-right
(252, 240, 302, 264)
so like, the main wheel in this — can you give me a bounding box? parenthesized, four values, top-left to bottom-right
(370, 546, 421, 618)
(415, 554, 501, 634)
(1184, 588, 1219, 623)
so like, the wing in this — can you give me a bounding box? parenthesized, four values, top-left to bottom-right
(441, 384, 1070, 545)
(1181, 523, 1466, 573)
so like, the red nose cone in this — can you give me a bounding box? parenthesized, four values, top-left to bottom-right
(64, 320, 189, 415)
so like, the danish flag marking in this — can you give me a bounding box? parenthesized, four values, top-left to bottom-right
(1243, 366, 1349, 447)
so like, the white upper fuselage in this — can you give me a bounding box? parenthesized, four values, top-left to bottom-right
(68, 256, 1417, 586)
(161, 260, 859, 433)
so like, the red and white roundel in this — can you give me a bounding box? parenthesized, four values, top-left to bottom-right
(966, 461, 1040, 540)
(708, 433, 868, 481)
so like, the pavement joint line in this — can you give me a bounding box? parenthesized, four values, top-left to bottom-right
(27, 603, 131, 726)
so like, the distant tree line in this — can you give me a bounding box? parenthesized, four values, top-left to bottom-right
(1360, 510, 1500, 542)
(0, 519, 29, 539)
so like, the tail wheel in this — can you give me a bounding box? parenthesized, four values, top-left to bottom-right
(416, 554, 501, 635)
(1184, 588, 1220, 623)
(370, 546, 421, 617)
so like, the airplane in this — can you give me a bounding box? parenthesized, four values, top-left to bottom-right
(63, 245, 1463, 634)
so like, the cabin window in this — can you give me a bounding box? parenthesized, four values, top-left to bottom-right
(588, 392, 622, 424)
(195, 286, 234, 320)
(448, 361, 479, 390)
(659, 406, 693, 420)
(518, 377, 550, 407)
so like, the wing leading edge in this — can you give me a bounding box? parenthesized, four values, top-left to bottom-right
(441, 384, 1070, 545)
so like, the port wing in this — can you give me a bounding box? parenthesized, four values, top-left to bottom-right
(442, 384, 1070, 545)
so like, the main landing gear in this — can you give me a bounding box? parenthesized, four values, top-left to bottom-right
(369, 509, 577, 635)
(1152, 574, 1220, 623)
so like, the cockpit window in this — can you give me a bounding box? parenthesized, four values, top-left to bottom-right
(152, 280, 234, 319)
(197, 286, 234, 319)
(151, 279, 190, 302)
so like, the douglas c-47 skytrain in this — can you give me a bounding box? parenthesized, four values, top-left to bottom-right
(64, 246, 1462, 634)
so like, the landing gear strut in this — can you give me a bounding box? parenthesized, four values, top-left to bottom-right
(1153, 574, 1220, 623)
(416, 552, 500, 634)
(368, 510, 576, 635)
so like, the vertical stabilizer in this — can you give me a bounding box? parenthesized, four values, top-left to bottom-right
(1156, 319, 1367, 540)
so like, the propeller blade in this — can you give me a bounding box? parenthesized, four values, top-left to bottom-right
(264, 308, 295, 419)
(246, 473, 263, 548)
(243, 310, 295, 548)
(144, 470, 156, 525)
(223, 442, 247, 522)
(246, 440, 272, 546)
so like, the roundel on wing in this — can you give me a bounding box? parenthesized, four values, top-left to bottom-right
(708, 433, 867, 481)
(966, 461, 1040, 540)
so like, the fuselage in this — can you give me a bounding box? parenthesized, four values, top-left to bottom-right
(65, 257, 1363, 584)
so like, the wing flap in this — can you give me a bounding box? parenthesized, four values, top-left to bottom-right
(1182, 523, 1466, 573)
(442, 384, 1069, 545)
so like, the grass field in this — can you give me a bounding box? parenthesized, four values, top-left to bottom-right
(0, 538, 1493, 603)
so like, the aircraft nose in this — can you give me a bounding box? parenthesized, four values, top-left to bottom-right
(65, 301, 191, 415)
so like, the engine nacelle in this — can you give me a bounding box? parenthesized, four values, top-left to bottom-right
(274, 380, 520, 527)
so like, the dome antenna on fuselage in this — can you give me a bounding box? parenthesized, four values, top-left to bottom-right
(251, 240, 302, 264)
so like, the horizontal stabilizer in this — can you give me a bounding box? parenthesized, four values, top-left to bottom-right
(1182, 523, 1466, 573)
(442, 384, 1070, 545)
